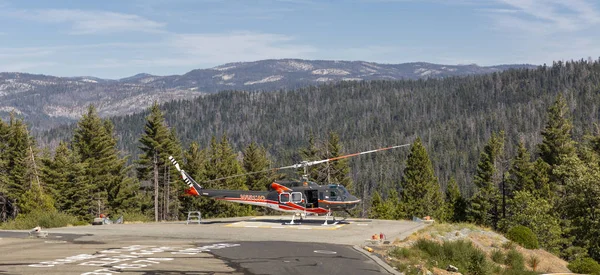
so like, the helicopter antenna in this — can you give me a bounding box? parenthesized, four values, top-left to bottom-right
(202, 144, 411, 184)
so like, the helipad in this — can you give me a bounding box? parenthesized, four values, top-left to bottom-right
(225, 217, 347, 230)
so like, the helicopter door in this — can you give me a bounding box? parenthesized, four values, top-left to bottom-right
(279, 193, 290, 203)
(291, 192, 303, 203)
(304, 190, 319, 208)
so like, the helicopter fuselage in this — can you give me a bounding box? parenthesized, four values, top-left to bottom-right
(195, 181, 360, 214)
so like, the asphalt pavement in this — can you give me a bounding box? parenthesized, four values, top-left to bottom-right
(0, 216, 426, 274)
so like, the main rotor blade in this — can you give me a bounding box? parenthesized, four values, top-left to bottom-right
(302, 144, 411, 166)
(203, 143, 411, 183)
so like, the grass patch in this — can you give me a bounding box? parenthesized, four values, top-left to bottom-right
(491, 249, 505, 264)
(505, 249, 525, 270)
(502, 241, 516, 250)
(121, 211, 152, 223)
(527, 255, 541, 272)
(389, 247, 413, 259)
(0, 210, 83, 229)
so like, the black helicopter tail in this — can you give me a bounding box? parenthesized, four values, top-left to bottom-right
(169, 156, 203, 196)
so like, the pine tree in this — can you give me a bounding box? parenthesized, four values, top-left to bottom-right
(41, 142, 72, 211)
(531, 158, 553, 200)
(137, 103, 171, 221)
(368, 190, 395, 220)
(554, 153, 600, 262)
(326, 132, 353, 190)
(243, 142, 276, 191)
(40, 141, 92, 219)
(203, 135, 253, 218)
(400, 137, 444, 220)
(508, 142, 534, 194)
(468, 131, 504, 229)
(163, 128, 184, 220)
(298, 133, 323, 181)
(445, 177, 467, 222)
(539, 94, 577, 168)
(504, 191, 563, 254)
(538, 94, 578, 199)
(73, 105, 137, 217)
(5, 114, 31, 203)
(0, 118, 10, 194)
(590, 123, 600, 157)
(180, 141, 206, 217)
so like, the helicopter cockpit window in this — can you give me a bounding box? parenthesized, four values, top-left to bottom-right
(328, 189, 341, 201)
(338, 185, 350, 200)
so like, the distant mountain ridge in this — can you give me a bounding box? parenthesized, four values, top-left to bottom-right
(0, 59, 536, 131)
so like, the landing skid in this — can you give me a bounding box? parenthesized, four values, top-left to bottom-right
(283, 213, 304, 225)
(322, 210, 338, 226)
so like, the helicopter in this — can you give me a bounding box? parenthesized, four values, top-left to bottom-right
(169, 144, 410, 225)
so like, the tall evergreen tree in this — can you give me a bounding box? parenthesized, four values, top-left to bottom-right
(538, 94, 578, 199)
(137, 103, 171, 221)
(5, 114, 31, 203)
(41, 142, 73, 211)
(73, 105, 137, 217)
(554, 153, 600, 262)
(468, 131, 504, 229)
(243, 142, 276, 191)
(400, 137, 444, 220)
(42, 145, 92, 220)
(0, 118, 10, 194)
(179, 141, 206, 217)
(163, 128, 184, 220)
(203, 135, 253, 218)
(445, 177, 467, 222)
(298, 133, 323, 182)
(508, 142, 534, 194)
(539, 94, 577, 167)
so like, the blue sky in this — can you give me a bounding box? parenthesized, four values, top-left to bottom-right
(1, 0, 599, 79)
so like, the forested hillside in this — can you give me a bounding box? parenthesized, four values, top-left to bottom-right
(41, 59, 600, 197)
(0, 59, 532, 132)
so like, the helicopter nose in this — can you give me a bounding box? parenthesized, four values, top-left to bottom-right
(348, 195, 360, 202)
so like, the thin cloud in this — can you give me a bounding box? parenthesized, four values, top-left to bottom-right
(163, 31, 317, 65)
(10, 9, 165, 35)
(488, 0, 600, 34)
(0, 61, 56, 72)
(0, 32, 318, 77)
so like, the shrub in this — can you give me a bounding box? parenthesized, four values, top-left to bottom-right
(568, 257, 600, 275)
(491, 249, 505, 264)
(506, 226, 539, 249)
(413, 239, 491, 274)
(0, 210, 81, 229)
(505, 249, 525, 270)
